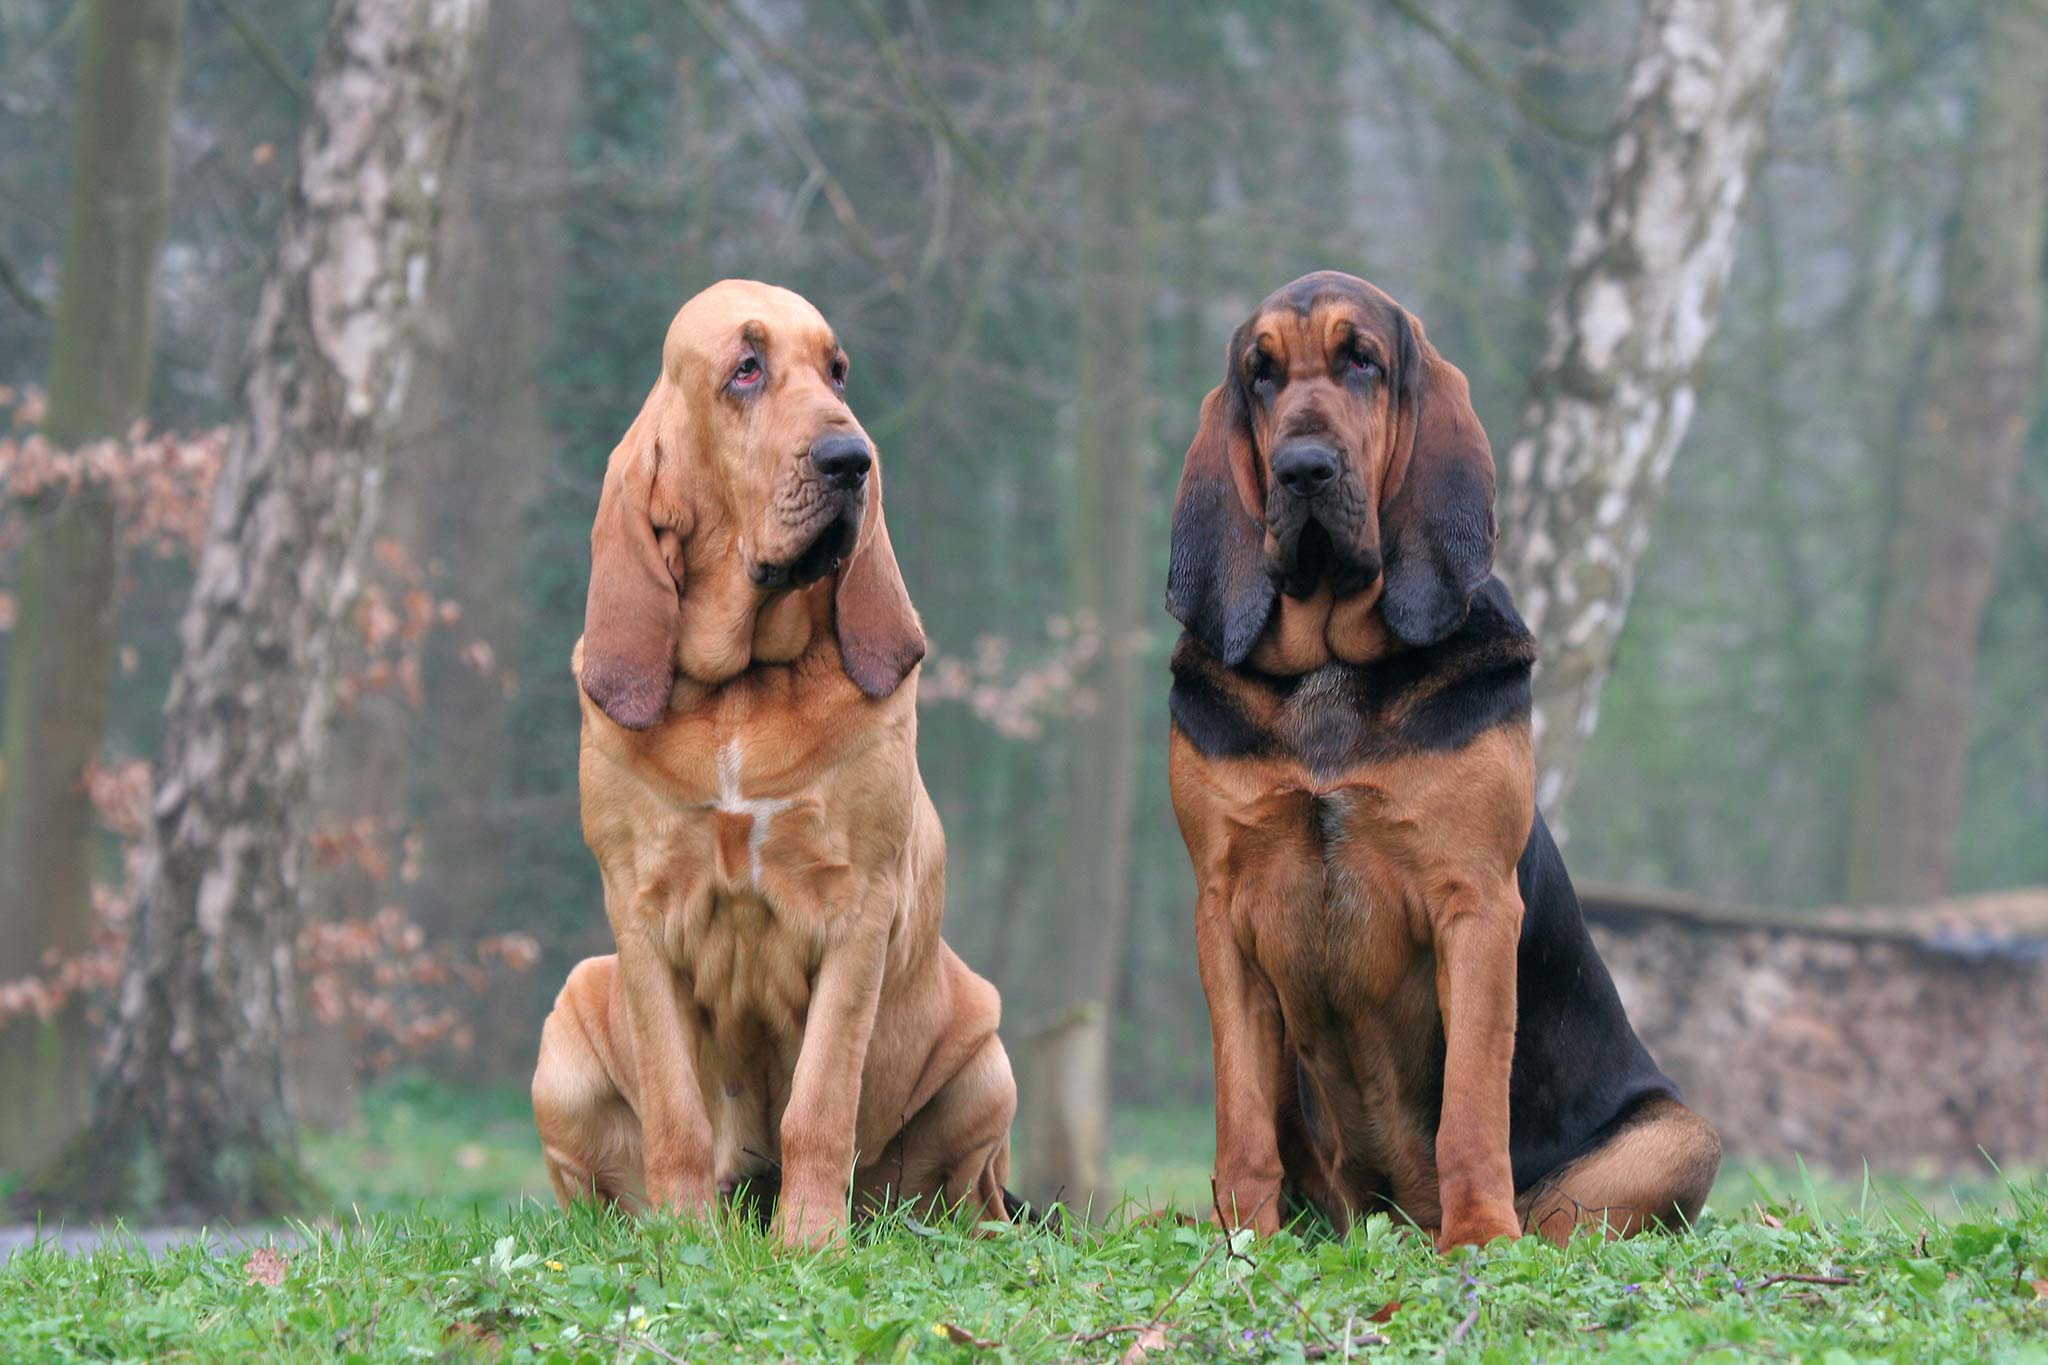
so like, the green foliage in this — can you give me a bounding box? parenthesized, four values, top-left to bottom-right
(4, 1178, 2047, 1362)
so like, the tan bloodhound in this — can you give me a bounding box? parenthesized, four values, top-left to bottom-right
(1165, 272, 1720, 1249)
(532, 280, 1015, 1247)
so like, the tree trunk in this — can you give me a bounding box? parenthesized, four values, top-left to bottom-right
(1841, 1, 2048, 906)
(0, 0, 186, 1176)
(19, 0, 488, 1221)
(408, 0, 581, 1078)
(1016, 22, 1152, 1210)
(1496, 0, 1796, 824)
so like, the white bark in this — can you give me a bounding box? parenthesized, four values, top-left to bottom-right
(46, 0, 488, 1219)
(1497, 0, 1796, 823)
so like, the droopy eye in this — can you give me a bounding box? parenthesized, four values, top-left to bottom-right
(1349, 348, 1382, 380)
(733, 355, 764, 390)
(1249, 352, 1277, 389)
(829, 354, 848, 388)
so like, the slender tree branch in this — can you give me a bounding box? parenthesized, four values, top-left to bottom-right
(676, 0, 904, 288)
(0, 0, 84, 89)
(202, 0, 306, 102)
(1370, 0, 1606, 145)
(0, 243, 50, 320)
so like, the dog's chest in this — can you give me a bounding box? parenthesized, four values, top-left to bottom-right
(1275, 668, 1372, 775)
(693, 738, 798, 889)
(617, 716, 855, 905)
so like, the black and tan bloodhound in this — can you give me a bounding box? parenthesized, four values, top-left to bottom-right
(532, 279, 1016, 1247)
(1165, 271, 1719, 1250)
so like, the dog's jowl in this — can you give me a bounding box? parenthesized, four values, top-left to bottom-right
(1165, 271, 1720, 1249)
(532, 280, 1017, 1248)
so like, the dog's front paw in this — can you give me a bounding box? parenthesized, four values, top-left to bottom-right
(1435, 1206, 1521, 1252)
(644, 1166, 718, 1219)
(777, 1186, 851, 1250)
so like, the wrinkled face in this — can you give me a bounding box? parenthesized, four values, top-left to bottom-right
(1232, 274, 1413, 599)
(662, 280, 871, 588)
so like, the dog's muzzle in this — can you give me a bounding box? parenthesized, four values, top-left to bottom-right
(1266, 440, 1381, 598)
(809, 433, 872, 491)
(753, 440, 871, 590)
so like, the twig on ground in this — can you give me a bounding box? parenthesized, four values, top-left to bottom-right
(598, 1331, 688, 1365)
(1746, 1272, 1856, 1291)
(1069, 1194, 1271, 1348)
(1451, 1306, 1479, 1343)
(1246, 1255, 1342, 1357)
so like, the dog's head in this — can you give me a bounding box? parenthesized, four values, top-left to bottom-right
(1165, 271, 1496, 666)
(580, 280, 924, 729)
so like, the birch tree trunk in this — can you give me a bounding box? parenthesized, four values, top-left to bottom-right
(1841, 0, 2048, 905)
(0, 0, 186, 1175)
(1016, 13, 1152, 1211)
(20, 0, 488, 1220)
(1496, 0, 1796, 822)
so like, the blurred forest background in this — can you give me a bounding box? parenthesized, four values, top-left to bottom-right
(1, 0, 2044, 1220)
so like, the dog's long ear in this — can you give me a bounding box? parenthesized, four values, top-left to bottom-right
(580, 405, 685, 730)
(835, 464, 926, 699)
(1379, 310, 1496, 647)
(1165, 373, 1274, 667)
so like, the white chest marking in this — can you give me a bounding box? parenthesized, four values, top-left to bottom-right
(708, 738, 793, 887)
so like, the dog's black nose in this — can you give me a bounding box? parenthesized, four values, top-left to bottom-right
(1272, 444, 1340, 498)
(809, 434, 872, 490)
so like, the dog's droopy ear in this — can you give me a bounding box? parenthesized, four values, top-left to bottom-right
(835, 466, 925, 699)
(1165, 380, 1275, 666)
(1379, 310, 1496, 648)
(581, 417, 684, 730)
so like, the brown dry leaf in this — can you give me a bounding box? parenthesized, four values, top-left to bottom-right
(442, 1321, 502, 1355)
(244, 1246, 287, 1287)
(1369, 1300, 1401, 1324)
(1119, 1326, 1169, 1363)
(941, 1322, 1001, 1349)
(2031, 1278, 2048, 1299)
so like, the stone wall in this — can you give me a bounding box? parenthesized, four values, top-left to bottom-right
(1581, 883, 2048, 1174)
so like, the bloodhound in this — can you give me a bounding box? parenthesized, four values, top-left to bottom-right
(532, 279, 1016, 1247)
(1165, 272, 1719, 1250)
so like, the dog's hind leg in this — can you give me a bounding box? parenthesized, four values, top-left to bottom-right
(533, 957, 647, 1211)
(1518, 1095, 1721, 1244)
(858, 1030, 1017, 1226)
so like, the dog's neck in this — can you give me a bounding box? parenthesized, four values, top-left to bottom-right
(1245, 576, 1398, 675)
(669, 522, 837, 693)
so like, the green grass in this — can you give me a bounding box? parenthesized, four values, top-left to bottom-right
(5, 1181, 2048, 1362)
(10, 1083, 2047, 1360)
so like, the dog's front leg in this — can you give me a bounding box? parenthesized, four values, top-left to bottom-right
(778, 927, 888, 1248)
(614, 924, 717, 1216)
(1430, 879, 1524, 1250)
(1198, 899, 1287, 1236)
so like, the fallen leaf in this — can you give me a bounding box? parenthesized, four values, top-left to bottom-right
(244, 1246, 287, 1287)
(1119, 1326, 1169, 1364)
(442, 1321, 501, 1353)
(1369, 1301, 1401, 1324)
(941, 1322, 1001, 1349)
